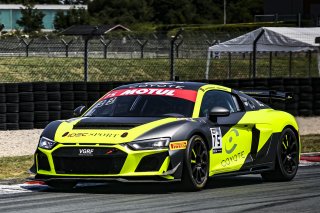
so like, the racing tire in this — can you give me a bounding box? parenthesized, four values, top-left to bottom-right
(60, 82, 73, 91)
(0, 103, 5, 113)
(261, 128, 299, 182)
(5, 84, 18, 93)
(6, 123, 19, 130)
(87, 82, 100, 91)
(61, 92, 74, 101)
(73, 82, 87, 91)
(46, 181, 77, 190)
(34, 92, 48, 101)
(6, 93, 19, 103)
(18, 83, 33, 92)
(19, 122, 34, 129)
(0, 94, 5, 103)
(34, 102, 48, 111)
(19, 92, 34, 102)
(6, 103, 19, 113)
(46, 83, 60, 92)
(33, 82, 47, 91)
(181, 135, 209, 191)
(47, 92, 61, 101)
(0, 84, 5, 93)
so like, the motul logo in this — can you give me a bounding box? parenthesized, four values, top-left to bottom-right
(102, 88, 197, 102)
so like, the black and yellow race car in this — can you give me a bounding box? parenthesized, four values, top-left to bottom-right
(30, 82, 300, 190)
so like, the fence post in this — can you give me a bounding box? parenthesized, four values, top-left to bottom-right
(136, 39, 148, 59)
(289, 51, 292, 77)
(249, 53, 252, 78)
(84, 37, 89, 82)
(308, 50, 311, 77)
(252, 29, 265, 78)
(228, 52, 232, 79)
(269, 52, 272, 78)
(170, 28, 183, 81)
(174, 39, 183, 58)
(21, 38, 33, 57)
(61, 38, 73, 58)
(100, 38, 112, 59)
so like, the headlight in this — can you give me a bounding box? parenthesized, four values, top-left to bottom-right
(127, 138, 170, 150)
(38, 137, 57, 150)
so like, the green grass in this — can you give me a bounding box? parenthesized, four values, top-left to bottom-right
(0, 155, 33, 180)
(0, 54, 317, 83)
(0, 134, 319, 181)
(300, 135, 320, 153)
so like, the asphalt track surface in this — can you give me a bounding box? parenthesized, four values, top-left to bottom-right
(1, 165, 320, 213)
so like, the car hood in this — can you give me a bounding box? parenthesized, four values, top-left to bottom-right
(53, 117, 180, 144)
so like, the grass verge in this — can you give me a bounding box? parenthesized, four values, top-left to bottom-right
(0, 135, 319, 181)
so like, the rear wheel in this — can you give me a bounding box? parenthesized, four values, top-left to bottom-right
(262, 128, 299, 181)
(181, 135, 209, 191)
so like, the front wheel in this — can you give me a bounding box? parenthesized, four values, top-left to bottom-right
(261, 128, 299, 181)
(181, 135, 209, 191)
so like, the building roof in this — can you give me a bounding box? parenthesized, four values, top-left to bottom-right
(0, 4, 87, 10)
(61, 25, 131, 36)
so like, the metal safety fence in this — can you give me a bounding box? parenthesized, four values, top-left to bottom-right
(0, 31, 318, 83)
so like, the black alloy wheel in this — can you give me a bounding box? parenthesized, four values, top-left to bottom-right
(280, 130, 299, 175)
(181, 135, 209, 190)
(262, 128, 299, 181)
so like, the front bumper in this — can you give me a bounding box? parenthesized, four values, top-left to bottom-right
(34, 142, 185, 181)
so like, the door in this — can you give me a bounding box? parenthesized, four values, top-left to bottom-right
(199, 90, 253, 175)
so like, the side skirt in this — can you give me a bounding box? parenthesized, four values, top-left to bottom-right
(211, 162, 274, 178)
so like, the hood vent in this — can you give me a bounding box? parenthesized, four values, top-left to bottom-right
(73, 123, 140, 130)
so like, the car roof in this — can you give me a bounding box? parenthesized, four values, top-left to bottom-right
(115, 81, 208, 91)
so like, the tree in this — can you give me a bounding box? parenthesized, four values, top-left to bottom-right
(88, 0, 153, 25)
(227, 0, 263, 23)
(54, 7, 90, 30)
(16, 2, 45, 33)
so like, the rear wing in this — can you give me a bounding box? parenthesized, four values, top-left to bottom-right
(240, 90, 293, 101)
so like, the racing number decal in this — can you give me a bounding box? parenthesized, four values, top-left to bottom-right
(210, 127, 222, 153)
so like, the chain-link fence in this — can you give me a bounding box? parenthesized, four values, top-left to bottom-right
(0, 31, 318, 83)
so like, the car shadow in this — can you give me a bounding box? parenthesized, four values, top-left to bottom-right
(39, 175, 264, 194)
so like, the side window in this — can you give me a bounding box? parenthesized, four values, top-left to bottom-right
(199, 90, 240, 117)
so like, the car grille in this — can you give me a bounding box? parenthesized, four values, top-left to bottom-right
(52, 147, 127, 174)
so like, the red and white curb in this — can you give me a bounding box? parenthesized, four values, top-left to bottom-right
(300, 152, 320, 166)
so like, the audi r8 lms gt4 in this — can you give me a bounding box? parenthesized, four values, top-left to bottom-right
(30, 82, 300, 190)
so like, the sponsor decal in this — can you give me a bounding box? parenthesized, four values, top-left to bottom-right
(128, 83, 185, 89)
(221, 151, 245, 167)
(78, 148, 94, 156)
(225, 128, 239, 154)
(64, 132, 119, 138)
(220, 128, 245, 167)
(169, 141, 187, 150)
(210, 127, 222, 153)
(102, 88, 197, 102)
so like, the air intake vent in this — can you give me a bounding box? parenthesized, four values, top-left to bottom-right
(73, 123, 139, 130)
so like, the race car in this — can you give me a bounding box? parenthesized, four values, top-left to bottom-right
(30, 82, 300, 190)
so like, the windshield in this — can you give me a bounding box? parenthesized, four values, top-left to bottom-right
(85, 95, 195, 117)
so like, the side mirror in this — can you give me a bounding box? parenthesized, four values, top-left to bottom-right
(209, 106, 230, 122)
(73, 105, 87, 117)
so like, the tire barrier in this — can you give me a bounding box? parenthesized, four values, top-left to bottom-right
(0, 79, 318, 130)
